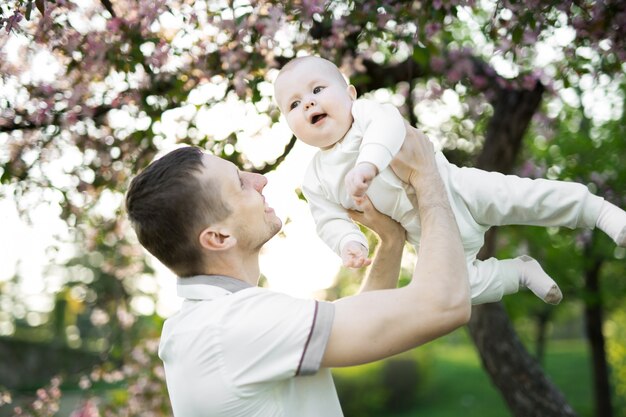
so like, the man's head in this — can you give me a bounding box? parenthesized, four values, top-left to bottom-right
(125, 146, 281, 277)
(274, 56, 357, 149)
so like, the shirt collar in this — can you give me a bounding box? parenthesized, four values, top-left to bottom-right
(177, 275, 254, 300)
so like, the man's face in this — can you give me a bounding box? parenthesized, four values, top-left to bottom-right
(274, 58, 356, 149)
(199, 154, 282, 250)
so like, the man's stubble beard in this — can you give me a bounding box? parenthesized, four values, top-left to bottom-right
(239, 217, 282, 252)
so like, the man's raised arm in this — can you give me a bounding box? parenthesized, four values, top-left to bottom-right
(347, 196, 406, 293)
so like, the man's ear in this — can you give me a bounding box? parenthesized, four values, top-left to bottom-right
(198, 227, 237, 251)
(347, 85, 357, 100)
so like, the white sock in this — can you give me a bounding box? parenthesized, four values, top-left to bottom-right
(596, 201, 626, 247)
(516, 255, 562, 305)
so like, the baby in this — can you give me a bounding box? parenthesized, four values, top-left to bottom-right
(273, 55, 626, 305)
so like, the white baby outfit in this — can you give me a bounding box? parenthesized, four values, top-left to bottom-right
(302, 99, 604, 304)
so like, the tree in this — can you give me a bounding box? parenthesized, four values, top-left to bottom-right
(520, 97, 626, 417)
(1, 1, 625, 416)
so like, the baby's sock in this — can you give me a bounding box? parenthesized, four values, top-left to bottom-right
(516, 255, 562, 305)
(596, 201, 626, 247)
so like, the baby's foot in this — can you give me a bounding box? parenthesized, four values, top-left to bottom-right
(596, 201, 626, 247)
(517, 255, 563, 305)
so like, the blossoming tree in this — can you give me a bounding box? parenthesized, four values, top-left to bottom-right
(1, 1, 625, 416)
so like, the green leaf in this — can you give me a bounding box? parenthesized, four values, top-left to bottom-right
(512, 25, 523, 44)
(412, 46, 429, 67)
(25, 0, 33, 20)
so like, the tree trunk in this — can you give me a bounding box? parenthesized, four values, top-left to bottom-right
(534, 308, 551, 365)
(583, 239, 613, 417)
(469, 303, 577, 417)
(476, 84, 543, 173)
(468, 83, 578, 416)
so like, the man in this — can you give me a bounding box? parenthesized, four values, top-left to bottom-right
(125, 125, 470, 416)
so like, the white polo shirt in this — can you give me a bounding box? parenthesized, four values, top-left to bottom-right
(158, 275, 342, 417)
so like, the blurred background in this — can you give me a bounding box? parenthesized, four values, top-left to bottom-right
(0, 1, 625, 416)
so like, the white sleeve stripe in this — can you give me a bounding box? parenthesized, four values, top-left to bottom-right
(296, 301, 335, 376)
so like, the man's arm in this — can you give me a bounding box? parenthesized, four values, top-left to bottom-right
(321, 125, 470, 368)
(348, 196, 406, 292)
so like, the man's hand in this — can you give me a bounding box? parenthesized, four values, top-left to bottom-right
(390, 121, 436, 188)
(348, 196, 405, 244)
(349, 196, 406, 293)
(341, 240, 371, 268)
(345, 162, 378, 206)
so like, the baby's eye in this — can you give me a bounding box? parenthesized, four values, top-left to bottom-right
(289, 100, 300, 110)
(313, 86, 324, 94)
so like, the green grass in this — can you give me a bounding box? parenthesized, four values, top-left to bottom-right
(385, 339, 593, 417)
(2, 337, 597, 417)
(542, 340, 594, 417)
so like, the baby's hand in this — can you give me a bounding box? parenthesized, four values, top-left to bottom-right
(345, 162, 378, 206)
(340, 241, 371, 269)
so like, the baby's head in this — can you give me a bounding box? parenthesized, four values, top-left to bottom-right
(274, 56, 357, 149)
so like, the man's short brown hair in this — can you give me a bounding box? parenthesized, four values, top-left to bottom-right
(125, 146, 231, 277)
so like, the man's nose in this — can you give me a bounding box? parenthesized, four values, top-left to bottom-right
(251, 173, 268, 192)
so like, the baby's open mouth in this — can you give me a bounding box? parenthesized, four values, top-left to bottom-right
(311, 114, 327, 124)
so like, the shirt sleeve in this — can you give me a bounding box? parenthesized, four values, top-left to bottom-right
(302, 161, 369, 255)
(220, 288, 335, 393)
(352, 99, 406, 173)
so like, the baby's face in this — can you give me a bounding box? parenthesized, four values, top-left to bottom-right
(274, 58, 356, 149)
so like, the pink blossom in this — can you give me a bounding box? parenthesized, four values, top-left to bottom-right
(520, 74, 537, 90)
(497, 77, 511, 89)
(5, 11, 23, 33)
(38, 84, 55, 96)
(495, 38, 512, 53)
(590, 171, 606, 187)
(90, 308, 110, 326)
(576, 229, 593, 247)
(470, 75, 488, 90)
(430, 56, 446, 73)
(233, 71, 248, 98)
(71, 400, 100, 417)
(425, 22, 441, 38)
(117, 306, 136, 328)
(340, 55, 366, 79)
(447, 69, 462, 83)
(377, 13, 392, 29)
(302, 0, 325, 18)
(519, 161, 537, 178)
(37, 388, 49, 401)
(153, 365, 166, 380)
(148, 41, 170, 69)
(264, 6, 284, 36)
(79, 376, 93, 390)
(34, 107, 50, 125)
(426, 82, 444, 100)
(65, 111, 79, 125)
(106, 18, 125, 32)
(522, 30, 538, 45)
